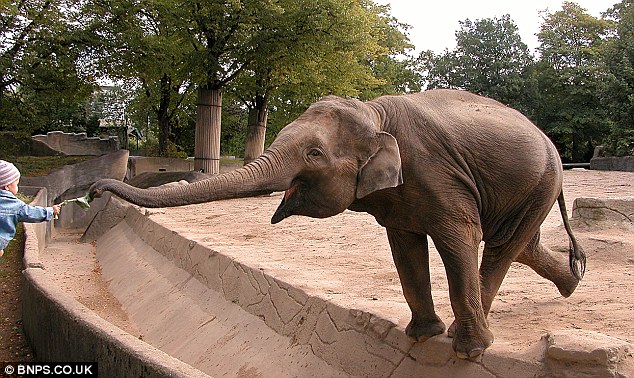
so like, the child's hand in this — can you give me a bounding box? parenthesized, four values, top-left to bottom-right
(52, 204, 61, 216)
(0, 249, 4, 257)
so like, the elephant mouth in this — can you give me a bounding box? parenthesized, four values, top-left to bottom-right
(271, 182, 301, 224)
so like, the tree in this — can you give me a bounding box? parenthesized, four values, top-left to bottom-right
(358, 1, 422, 100)
(173, 0, 288, 173)
(231, 0, 414, 164)
(419, 15, 534, 112)
(533, 2, 612, 162)
(602, 0, 634, 156)
(80, 0, 195, 157)
(1, 0, 96, 134)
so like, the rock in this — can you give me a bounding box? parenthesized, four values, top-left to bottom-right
(546, 329, 633, 377)
(572, 197, 634, 227)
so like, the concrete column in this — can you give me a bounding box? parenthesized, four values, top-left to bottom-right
(194, 87, 222, 174)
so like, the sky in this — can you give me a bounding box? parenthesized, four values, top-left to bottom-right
(374, 0, 618, 54)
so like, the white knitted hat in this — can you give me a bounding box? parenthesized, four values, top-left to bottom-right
(0, 160, 20, 187)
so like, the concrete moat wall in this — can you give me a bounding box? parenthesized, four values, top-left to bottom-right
(82, 198, 634, 377)
(20, 188, 209, 377)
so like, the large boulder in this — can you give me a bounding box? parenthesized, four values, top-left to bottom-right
(572, 197, 634, 228)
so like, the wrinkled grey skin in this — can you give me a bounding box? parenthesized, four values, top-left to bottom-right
(90, 89, 585, 359)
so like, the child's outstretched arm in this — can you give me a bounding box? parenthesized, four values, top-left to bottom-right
(17, 203, 57, 223)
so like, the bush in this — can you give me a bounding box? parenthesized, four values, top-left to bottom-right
(604, 128, 634, 157)
(0, 132, 33, 159)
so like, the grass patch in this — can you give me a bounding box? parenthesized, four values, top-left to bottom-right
(12, 156, 94, 177)
(15, 192, 34, 203)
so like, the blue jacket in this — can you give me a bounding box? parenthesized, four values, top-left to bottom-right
(0, 190, 53, 250)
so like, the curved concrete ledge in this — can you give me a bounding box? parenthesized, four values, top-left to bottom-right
(90, 199, 633, 377)
(32, 131, 120, 156)
(20, 189, 210, 378)
(21, 189, 634, 376)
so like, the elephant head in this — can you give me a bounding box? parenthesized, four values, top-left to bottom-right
(90, 96, 403, 223)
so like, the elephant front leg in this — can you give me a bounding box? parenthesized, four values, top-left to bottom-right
(433, 229, 493, 359)
(386, 228, 446, 340)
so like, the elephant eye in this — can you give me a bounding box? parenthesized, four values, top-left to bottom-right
(307, 148, 323, 157)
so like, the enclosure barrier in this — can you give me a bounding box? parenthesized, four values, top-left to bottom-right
(19, 187, 633, 377)
(20, 187, 210, 378)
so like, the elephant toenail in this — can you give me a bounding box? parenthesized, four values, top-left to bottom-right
(468, 348, 484, 358)
(456, 351, 469, 360)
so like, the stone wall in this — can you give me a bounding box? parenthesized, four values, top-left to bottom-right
(81, 199, 634, 377)
(127, 156, 194, 180)
(33, 131, 119, 156)
(20, 188, 209, 378)
(20, 150, 129, 230)
(590, 156, 634, 172)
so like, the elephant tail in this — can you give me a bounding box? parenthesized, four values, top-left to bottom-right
(557, 191, 586, 281)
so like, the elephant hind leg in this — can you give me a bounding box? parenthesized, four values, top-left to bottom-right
(515, 231, 580, 298)
(479, 204, 556, 316)
(448, 236, 519, 338)
(478, 241, 524, 317)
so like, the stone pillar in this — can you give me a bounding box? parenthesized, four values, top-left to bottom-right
(194, 87, 222, 174)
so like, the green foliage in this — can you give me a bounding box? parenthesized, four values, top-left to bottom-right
(533, 2, 613, 162)
(601, 0, 634, 156)
(222, 0, 416, 153)
(418, 4, 633, 162)
(15, 193, 34, 204)
(208, 94, 249, 158)
(358, 2, 422, 99)
(139, 139, 189, 159)
(0, 0, 97, 134)
(4, 0, 634, 162)
(230, 0, 405, 103)
(81, 0, 196, 157)
(420, 15, 535, 112)
(0, 132, 34, 159)
(11, 156, 93, 177)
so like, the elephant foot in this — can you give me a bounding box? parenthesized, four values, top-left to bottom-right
(451, 320, 494, 360)
(556, 275, 580, 298)
(405, 315, 446, 341)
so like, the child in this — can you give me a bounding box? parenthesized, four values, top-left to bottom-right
(0, 160, 61, 256)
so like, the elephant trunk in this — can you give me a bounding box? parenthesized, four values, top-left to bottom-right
(89, 150, 294, 208)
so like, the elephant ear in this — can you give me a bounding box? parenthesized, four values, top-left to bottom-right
(356, 131, 403, 199)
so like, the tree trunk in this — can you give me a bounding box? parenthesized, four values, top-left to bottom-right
(157, 74, 172, 157)
(158, 115, 170, 157)
(244, 95, 268, 165)
(195, 87, 222, 174)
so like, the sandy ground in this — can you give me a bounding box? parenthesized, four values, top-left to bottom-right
(42, 169, 634, 356)
(41, 234, 141, 337)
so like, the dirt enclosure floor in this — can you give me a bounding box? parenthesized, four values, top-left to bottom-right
(43, 169, 634, 361)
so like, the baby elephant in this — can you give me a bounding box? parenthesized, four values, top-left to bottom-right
(90, 89, 585, 359)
